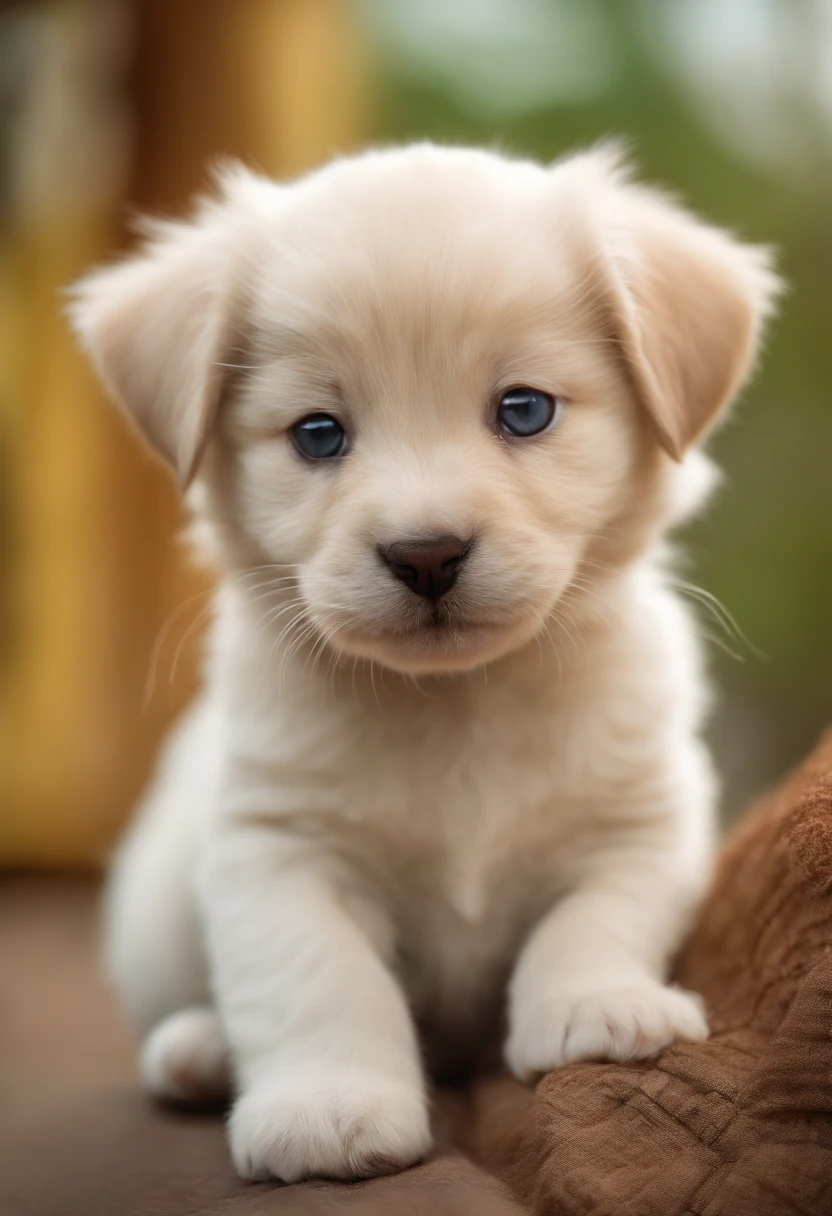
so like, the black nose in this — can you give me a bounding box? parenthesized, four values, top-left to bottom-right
(381, 535, 472, 601)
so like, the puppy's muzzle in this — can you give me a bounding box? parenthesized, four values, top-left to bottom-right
(380, 535, 472, 601)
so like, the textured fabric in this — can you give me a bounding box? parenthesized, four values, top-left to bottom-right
(463, 729, 832, 1214)
(2, 730, 832, 1215)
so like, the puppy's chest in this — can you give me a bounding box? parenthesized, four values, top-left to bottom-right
(337, 742, 570, 1044)
(235, 679, 606, 927)
(234, 688, 608, 1056)
(303, 704, 586, 926)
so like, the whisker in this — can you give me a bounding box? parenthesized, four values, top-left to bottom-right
(547, 604, 585, 664)
(258, 599, 308, 632)
(169, 599, 215, 688)
(368, 657, 380, 709)
(242, 583, 300, 607)
(540, 618, 561, 680)
(671, 578, 765, 660)
(698, 629, 746, 663)
(235, 577, 302, 595)
(235, 563, 303, 577)
(143, 587, 213, 711)
(272, 612, 312, 695)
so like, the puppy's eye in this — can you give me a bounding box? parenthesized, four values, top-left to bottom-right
(497, 388, 560, 438)
(291, 413, 347, 459)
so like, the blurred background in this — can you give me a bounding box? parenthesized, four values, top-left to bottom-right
(1, 0, 830, 869)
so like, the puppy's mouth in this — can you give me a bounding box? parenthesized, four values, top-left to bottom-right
(320, 595, 545, 674)
(378, 598, 500, 637)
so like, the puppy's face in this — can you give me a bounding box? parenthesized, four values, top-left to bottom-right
(224, 163, 644, 673)
(72, 146, 779, 675)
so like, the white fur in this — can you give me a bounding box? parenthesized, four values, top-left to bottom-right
(71, 143, 779, 1182)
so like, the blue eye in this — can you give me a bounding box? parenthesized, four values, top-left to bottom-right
(497, 388, 560, 438)
(291, 413, 347, 459)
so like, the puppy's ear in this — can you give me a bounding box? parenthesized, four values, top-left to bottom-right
(69, 165, 265, 486)
(572, 149, 782, 459)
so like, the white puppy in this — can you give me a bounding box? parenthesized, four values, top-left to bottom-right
(71, 143, 779, 1183)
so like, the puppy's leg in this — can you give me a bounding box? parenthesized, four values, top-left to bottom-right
(141, 1006, 230, 1105)
(104, 802, 209, 1035)
(505, 835, 710, 1081)
(200, 824, 431, 1183)
(107, 805, 234, 1105)
(104, 699, 227, 1102)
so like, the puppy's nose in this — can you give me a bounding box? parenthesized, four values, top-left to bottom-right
(381, 535, 472, 601)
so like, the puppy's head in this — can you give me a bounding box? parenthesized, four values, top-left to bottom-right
(71, 145, 780, 675)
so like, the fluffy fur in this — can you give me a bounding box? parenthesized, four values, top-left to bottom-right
(70, 143, 780, 1183)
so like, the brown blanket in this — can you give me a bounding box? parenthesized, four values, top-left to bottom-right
(2, 731, 832, 1215)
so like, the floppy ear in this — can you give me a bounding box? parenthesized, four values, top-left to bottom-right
(576, 151, 782, 459)
(69, 168, 263, 486)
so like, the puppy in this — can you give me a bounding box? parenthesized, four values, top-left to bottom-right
(71, 143, 779, 1183)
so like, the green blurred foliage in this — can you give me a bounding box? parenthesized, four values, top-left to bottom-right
(361, 0, 832, 819)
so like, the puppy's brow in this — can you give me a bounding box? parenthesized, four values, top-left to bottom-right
(252, 324, 321, 362)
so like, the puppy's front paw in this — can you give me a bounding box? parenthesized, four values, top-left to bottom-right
(506, 983, 708, 1081)
(228, 1070, 431, 1182)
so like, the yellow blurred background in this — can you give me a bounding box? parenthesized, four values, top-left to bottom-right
(2, 0, 830, 868)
